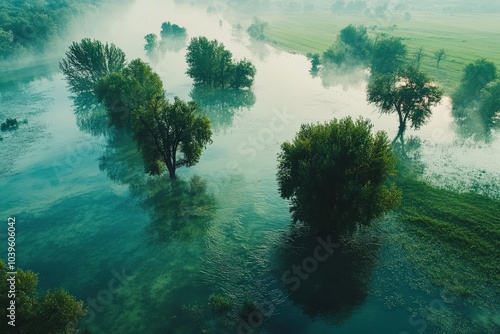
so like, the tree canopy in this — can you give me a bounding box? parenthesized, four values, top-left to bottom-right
(367, 65, 443, 144)
(323, 24, 372, 67)
(370, 36, 407, 74)
(160, 21, 187, 38)
(0, 260, 85, 334)
(247, 17, 268, 40)
(95, 58, 164, 127)
(185, 36, 256, 89)
(131, 97, 212, 179)
(277, 117, 401, 234)
(60, 38, 127, 94)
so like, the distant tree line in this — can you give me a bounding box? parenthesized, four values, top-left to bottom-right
(0, 0, 109, 59)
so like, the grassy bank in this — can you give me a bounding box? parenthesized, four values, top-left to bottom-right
(397, 177, 500, 297)
(259, 11, 500, 94)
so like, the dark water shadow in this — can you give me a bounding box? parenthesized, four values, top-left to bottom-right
(189, 85, 256, 133)
(277, 225, 380, 324)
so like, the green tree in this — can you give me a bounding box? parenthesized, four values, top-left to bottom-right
(477, 80, 500, 127)
(414, 47, 424, 68)
(367, 66, 443, 144)
(185, 37, 255, 89)
(95, 59, 165, 127)
(247, 17, 267, 40)
(0, 260, 85, 334)
(231, 59, 256, 89)
(452, 59, 497, 116)
(276, 117, 401, 234)
(323, 24, 372, 67)
(131, 97, 212, 179)
(370, 37, 407, 74)
(144, 33, 158, 52)
(60, 38, 127, 94)
(160, 21, 187, 38)
(434, 48, 446, 67)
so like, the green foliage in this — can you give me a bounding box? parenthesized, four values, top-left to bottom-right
(131, 97, 212, 179)
(367, 65, 443, 143)
(1, 118, 18, 131)
(451, 59, 498, 138)
(277, 117, 401, 234)
(434, 48, 446, 67)
(144, 33, 158, 52)
(60, 38, 127, 94)
(0, 260, 85, 334)
(239, 299, 258, 319)
(370, 36, 407, 74)
(208, 294, 231, 313)
(323, 24, 372, 67)
(0, 0, 110, 59)
(247, 17, 268, 40)
(160, 21, 187, 38)
(95, 59, 164, 128)
(185, 36, 256, 89)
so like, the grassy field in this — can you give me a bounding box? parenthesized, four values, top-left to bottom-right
(396, 177, 500, 297)
(258, 11, 500, 94)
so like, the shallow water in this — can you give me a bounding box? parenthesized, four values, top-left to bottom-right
(1, 0, 499, 333)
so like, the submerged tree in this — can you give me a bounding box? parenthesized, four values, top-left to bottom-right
(277, 117, 401, 234)
(323, 24, 372, 67)
(131, 97, 212, 179)
(367, 65, 443, 144)
(185, 36, 256, 89)
(160, 21, 187, 38)
(144, 33, 158, 52)
(60, 38, 126, 94)
(247, 17, 268, 40)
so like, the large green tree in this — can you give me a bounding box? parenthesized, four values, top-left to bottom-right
(277, 117, 401, 234)
(0, 260, 85, 334)
(370, 37, 407, 74)
(367, 65, 443, 144)
(323, 24, 372, 67)
(185, 36, 255, 89)
(95, 58, 165, 127)
(131, 97, 212, 179)
(60, 38, 127, 94)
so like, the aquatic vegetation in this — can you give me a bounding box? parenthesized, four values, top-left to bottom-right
(208, 294, 231, 313)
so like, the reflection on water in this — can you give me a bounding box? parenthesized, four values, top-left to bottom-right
(72, 92, 111, 137)
(190, 84, 256, 133)
(278, 226, 379, 324)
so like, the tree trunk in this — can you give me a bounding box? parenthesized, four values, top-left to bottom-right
(167, 166, 176, 179)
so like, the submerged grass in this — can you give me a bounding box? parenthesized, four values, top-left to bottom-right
(396, 176, 500, 297)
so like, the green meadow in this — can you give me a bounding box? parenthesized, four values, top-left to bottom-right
(260, 11, 500, 94)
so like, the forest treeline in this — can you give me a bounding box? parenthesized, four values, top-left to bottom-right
(0, 0, 115, 59)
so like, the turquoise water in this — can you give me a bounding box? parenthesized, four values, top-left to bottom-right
(1, 0, 499, 333)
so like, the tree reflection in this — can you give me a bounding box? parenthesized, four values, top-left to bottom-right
(142, 176, 216, 242)
(98, 128, 216, 243)
(316, 65, 369, 90)
(72, 92, 111, 137)
(189, 85, 256, 133)
(278, 226, 380, 323)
